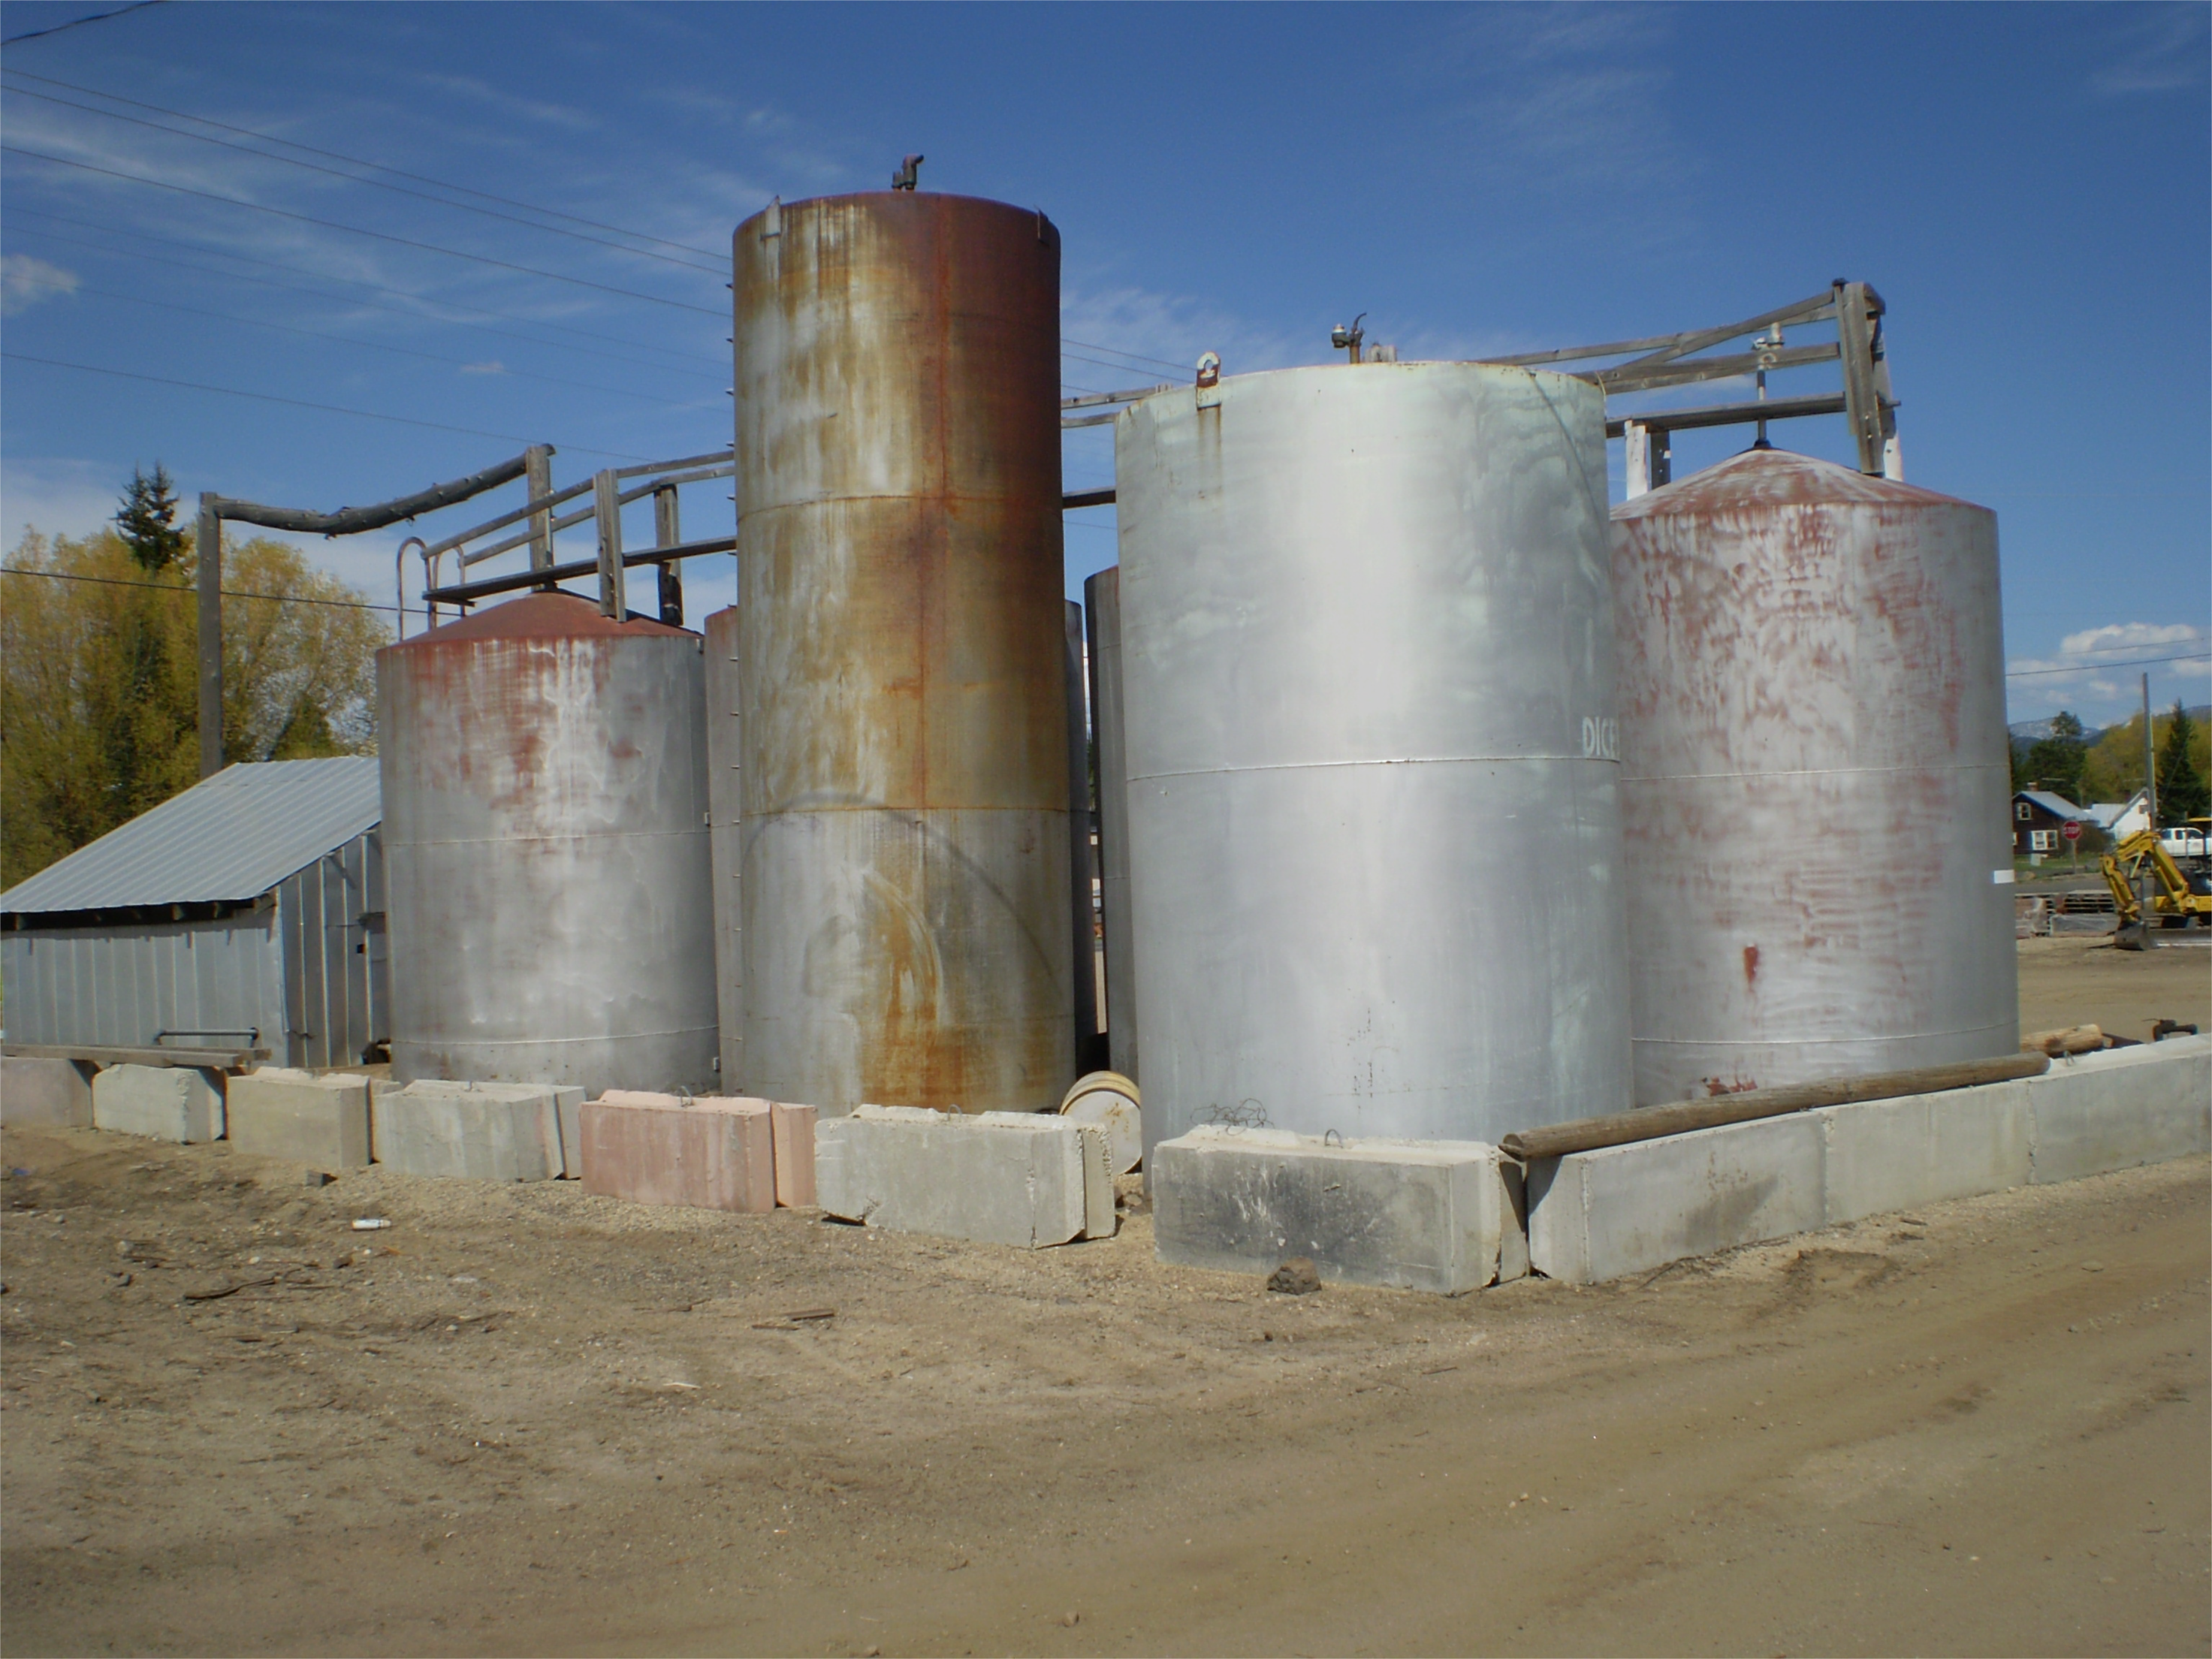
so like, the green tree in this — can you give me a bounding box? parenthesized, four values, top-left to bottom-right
(113, 463, 189, 573)
(2019, 709, 2088, 803)
(3, 505, 387, 889)
(2159, 702, 2209, 819)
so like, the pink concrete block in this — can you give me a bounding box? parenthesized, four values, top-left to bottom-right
(771, 1102, 817, 1208)
(579, 1093, 773, 1213)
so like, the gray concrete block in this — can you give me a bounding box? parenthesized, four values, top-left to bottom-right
(1819, 1079, 2032, 1226)
(225, 1069, 371, 1169)
(814, 1106, 1112, 1248)
(2026, 1035, 2212, 1185)
(1528, 1114, 1825, 1286)
(372, 1080, 566, 1182)
(1151, 1127, 1523, 1295)
(91, 1063, 225, 1144)
(0, 1056, 94, 1128)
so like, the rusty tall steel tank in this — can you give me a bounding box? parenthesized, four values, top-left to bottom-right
(732, 191, 1073, 1113)
(1612, 448, 2017, 1105)
(378, 591, 718, 1096)
(1117, 361, 1633, 1154)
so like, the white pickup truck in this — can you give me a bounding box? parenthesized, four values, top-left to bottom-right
(2159, 825, 2208, 860)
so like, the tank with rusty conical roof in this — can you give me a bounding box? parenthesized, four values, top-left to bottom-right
(377, 591, 718, 1097)
(1611, 447, 2017, 1105)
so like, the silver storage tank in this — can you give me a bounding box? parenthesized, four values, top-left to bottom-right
(732, 190, 1073, 1113)
(1117, 361, 1632, 1153)
(1083, 566, 1137, 1086)
(1613, 448, 2017, 1104)
(1064, 599, 1103, 1071)
(379, 591, 719, 1096)
(705, 604, 744, 1089)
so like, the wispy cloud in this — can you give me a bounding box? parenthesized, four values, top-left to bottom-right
(1, 253, 79, 315)
(1426, 3, 1689, 202)
(2006, 621, 2212, 718)
(2, 456, 119, 550)
(2090, 5, 2209, 96)
(1061, 285, 1306, 391)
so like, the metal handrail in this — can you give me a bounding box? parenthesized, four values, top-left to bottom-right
(411, 445, 738, 628)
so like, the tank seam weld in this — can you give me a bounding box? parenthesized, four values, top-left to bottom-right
(1636, 1024, 2016, 1046)
(1625, 762, 2009, 782)
(1131, 756, 1619, 780)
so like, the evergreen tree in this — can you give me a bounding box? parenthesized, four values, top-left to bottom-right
(2158, 702, 2209, 820)
(2022, 709, 2088, 803)
(113, 463, 189, 572)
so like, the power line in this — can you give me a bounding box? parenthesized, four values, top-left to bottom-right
(2005, 652, 2212, 679)
(6, 207, 725, 376)
(6, 270, 708, 407)
(1, 144, 724, 316)
(1064, 341, 1193, 376)
(1, 351, 658, 460)
(0, 81, 727, 276)
(3, 565, 397, 614)
(2, 0, 164, 47)
(4, 67, 726, 261)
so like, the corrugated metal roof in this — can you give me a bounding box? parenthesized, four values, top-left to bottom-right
(2015, 789, 2084, 820)
(2, 757, 380, 917)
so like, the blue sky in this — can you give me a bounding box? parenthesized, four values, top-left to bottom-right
(2, 1, 2205, 725)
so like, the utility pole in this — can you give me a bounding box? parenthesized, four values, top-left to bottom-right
(2144, 671, 2159, 831)
(196, 492, 223, 779)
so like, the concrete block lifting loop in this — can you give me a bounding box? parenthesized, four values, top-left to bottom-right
(1323, 1128, 1344, 1148)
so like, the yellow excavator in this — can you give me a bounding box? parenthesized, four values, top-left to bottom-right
(2101, 827, 2212, 945)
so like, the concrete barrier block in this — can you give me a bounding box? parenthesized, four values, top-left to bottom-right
(372, 1081, 566, 1181)
(1, 1056, 94, 1128)
(91, 1063, 225, 1144)
(1528, 1113, 1824, 1286)
(2027, 1035, 2212, 1185)
(814, 1106, 1108, 1248)
(1819, 1079, 2032, 1226)
(771, 1102, 816, 1207)
(1151, 1127, 1522, 1295)
(580, 1092, 774, 1212)
(225, 1069, 371, 1169)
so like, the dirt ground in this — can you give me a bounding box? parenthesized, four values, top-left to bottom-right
(2, 942, 2207, 1658)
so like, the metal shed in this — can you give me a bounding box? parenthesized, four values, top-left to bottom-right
(1, 759, 388, 1069)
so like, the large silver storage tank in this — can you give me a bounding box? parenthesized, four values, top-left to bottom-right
(1613, 448, 2016, 1104)
(1117, 361, 1632, 1152)
(1084, 566, 1137, 1085)
(732, 191, 1073, 1113)
(705, 604, 744, 1088)
(379, 591, 718, 1096)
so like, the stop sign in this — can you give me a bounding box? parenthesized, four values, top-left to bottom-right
(2062, 819, 2082, 843)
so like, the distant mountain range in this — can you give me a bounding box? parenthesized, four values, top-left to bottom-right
(2008, 717, 2101, 745)
(2008, 706, 2209, 747)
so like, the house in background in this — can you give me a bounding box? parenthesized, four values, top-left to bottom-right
(2011, 788, 2084, 861)
(2087, 789, 2152, 843)
(1, 759, 388, 1069)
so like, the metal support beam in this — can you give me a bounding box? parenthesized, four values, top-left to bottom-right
(423, 534, 735, 607)
(213, 451, 535, 537)
(195, 492, 222, 779)
(653, 483, 682, 626)
(1604, 391, 1845, 439)
(593, 469, 626, 620)
(1835, 281, 1888, 474)
(525, 444, 554, 582)
(1622, 421, 1671, 496)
